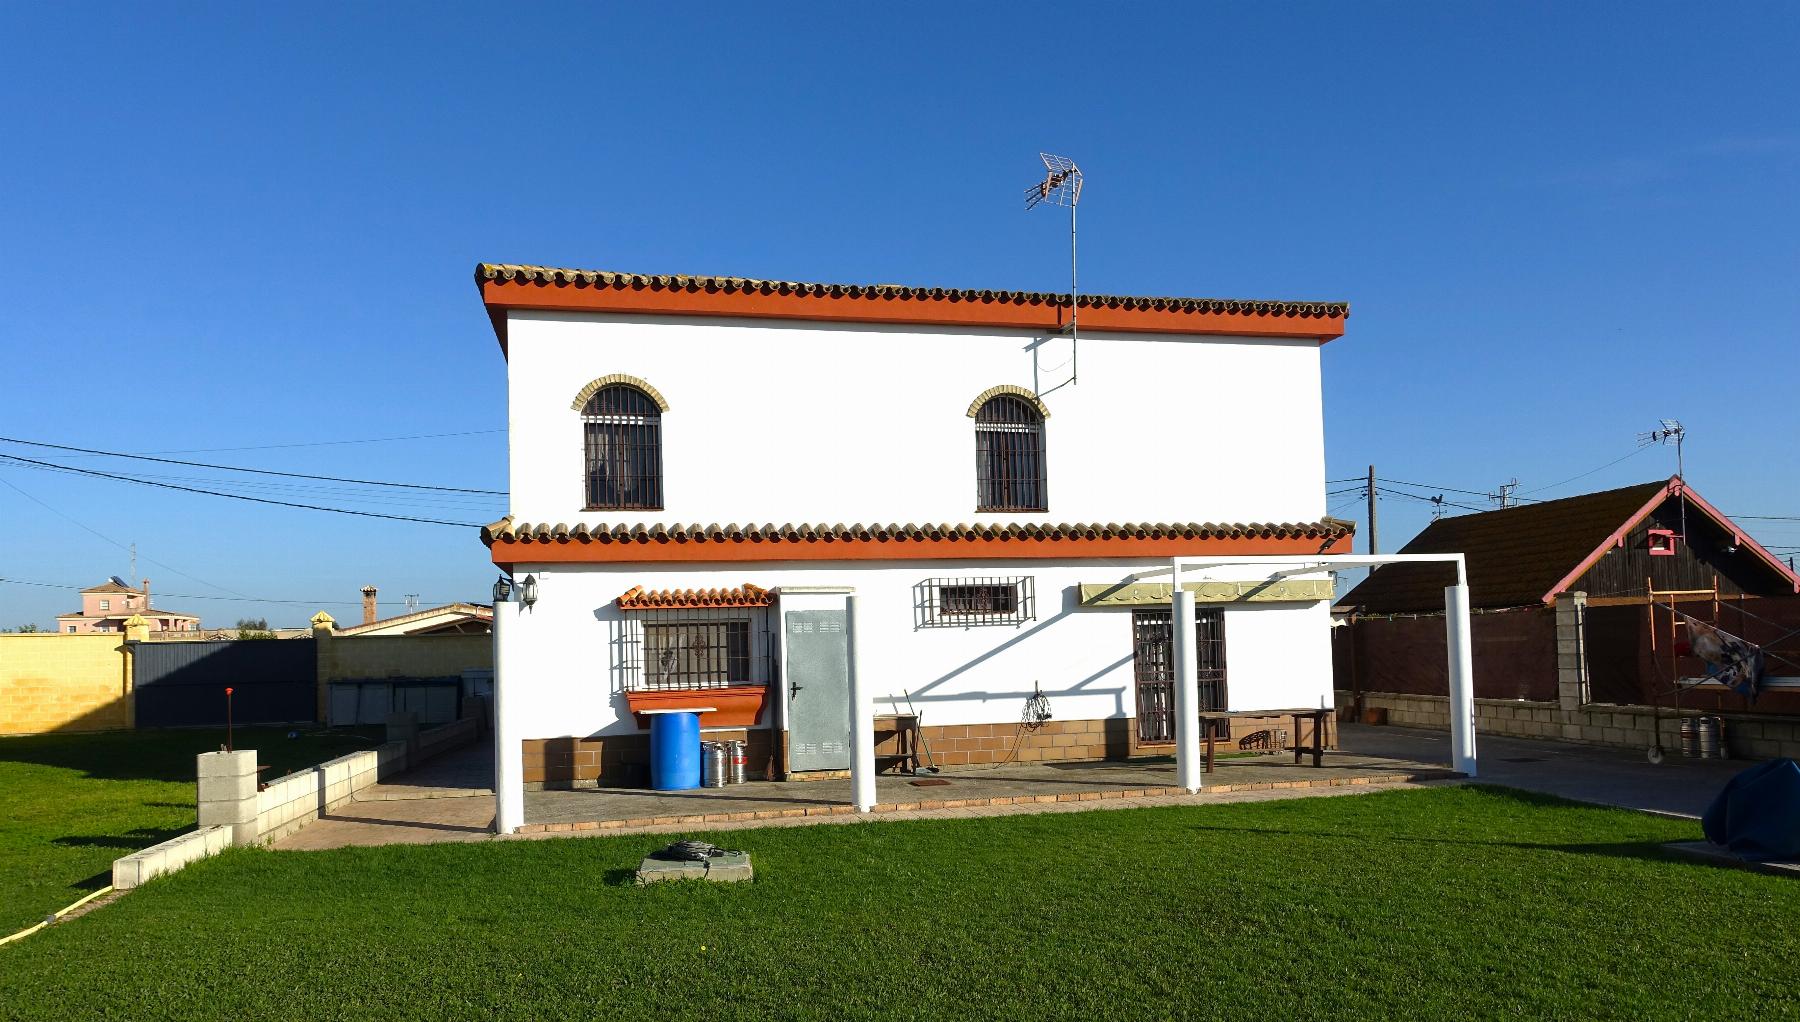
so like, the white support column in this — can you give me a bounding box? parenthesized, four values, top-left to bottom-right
(1444, 583, 1478, 777)
(492, 598, 525, 834)
(846, 595, 877, 813)
(1172, 587, 1203, 793)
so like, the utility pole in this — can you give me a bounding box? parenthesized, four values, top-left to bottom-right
(1366, 464, 1379, 559)
(1496, 479, 1518, 508)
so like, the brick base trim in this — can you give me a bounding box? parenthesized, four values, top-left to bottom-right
(524, 714, 1338, 787)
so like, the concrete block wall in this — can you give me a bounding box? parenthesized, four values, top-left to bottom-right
(110, 716, 483, 889)
(113, 825, 233, 890)
(1343, 689, 1800, 760)
(0, 634, 132, 735)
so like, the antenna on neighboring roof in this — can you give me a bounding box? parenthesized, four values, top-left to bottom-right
(1024, 152, 1084, 389)
(1638, 419, 1688, 539)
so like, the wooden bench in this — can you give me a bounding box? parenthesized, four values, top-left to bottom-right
(1197, 708, 1333, 773)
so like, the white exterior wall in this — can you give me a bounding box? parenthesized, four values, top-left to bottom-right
(503, 311, 1327, 527)
(502, 559, 1334, 740)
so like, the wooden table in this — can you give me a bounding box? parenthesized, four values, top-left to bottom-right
(1197, 708, 1333, 773)
(873, 713, 922, 774)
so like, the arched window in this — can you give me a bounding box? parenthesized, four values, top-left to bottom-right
(582, 384, 663, 510)
(973, 393, 1047, 512)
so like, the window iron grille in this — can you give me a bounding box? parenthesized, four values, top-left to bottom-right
(974, 394, 1047, 512)
(583, 384, 663, 511)
(915, 577, 1036, 628)
(614, 605, 775, 692)
(1132, 607, 1228, 744)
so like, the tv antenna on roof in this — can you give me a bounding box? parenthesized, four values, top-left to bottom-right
(1638, 418, 1688, 539)
(1024, 152, 1084, 388)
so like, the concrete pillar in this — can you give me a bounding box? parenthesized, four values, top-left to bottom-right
(1444, 584, 1478, 777)
(1554, 592, 1589, 739)
(310, 611, 335, 724)
(197, 750, 260, 845)
(492, 599, 524, 834)
(123, 614, 150, 643)
(846, 595, 876, 813)
(1172, 588, 1203, 793)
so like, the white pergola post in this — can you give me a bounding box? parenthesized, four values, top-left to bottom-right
(1172, 586, 1203, 794)
(1444, 582, 1479, 777)
(491, 598, 524, 834)
(1141, 552, 1478, 780)
(846, 595, 877, 813)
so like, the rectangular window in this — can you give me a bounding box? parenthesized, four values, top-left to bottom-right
(915, 577, 1035, 628)
(642, 619, 751, 689)
(99, 599, 110, 611)
(1132, 607, 1228, 744)
(66, 625, 76, 633)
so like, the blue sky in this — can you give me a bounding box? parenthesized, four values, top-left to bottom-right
(3, 3, 1798, 627)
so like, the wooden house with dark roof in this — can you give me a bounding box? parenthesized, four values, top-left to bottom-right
(1338, 477, 1800, 614)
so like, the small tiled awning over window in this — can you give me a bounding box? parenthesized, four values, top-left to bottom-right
(615, 584, 775, 610)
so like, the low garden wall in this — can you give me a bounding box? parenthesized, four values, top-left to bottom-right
(1342, 689, 1800, 761)
(112, 714, 483, 889)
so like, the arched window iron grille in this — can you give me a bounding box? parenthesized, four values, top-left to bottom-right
(582, 384, 663, 511)
(974, 395, 1047, 512)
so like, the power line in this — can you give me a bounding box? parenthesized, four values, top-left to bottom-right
(1520, 442, 1656, 495)
(0, 454, 482, 528)
(36, 428, 506, 458)
(0, 474, 261, 600)
(0, 436, 505, 495)
(0, 577, 470, 608)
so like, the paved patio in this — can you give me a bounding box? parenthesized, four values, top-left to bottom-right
(273, 737, 1453, 851)
(271, 722, 1759, 852)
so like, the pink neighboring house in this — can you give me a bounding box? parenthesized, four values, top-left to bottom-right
(55, 577, 201, 635)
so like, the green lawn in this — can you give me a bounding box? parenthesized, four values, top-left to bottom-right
(0, 726, 383, 932)
(2, 786, 1794, 1020)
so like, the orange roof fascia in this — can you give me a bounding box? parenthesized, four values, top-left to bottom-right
(481, 278, 1347, 349)
(492, 531, 1352, 568)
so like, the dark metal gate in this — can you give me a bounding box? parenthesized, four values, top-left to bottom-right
(133, 639, 317, 727)
(1132, 608, 1228, 744)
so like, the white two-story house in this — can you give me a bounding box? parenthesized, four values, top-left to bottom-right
(478, 263, 1352, 814)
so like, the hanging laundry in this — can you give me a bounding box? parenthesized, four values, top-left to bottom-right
(1680, 613, 1766, 703)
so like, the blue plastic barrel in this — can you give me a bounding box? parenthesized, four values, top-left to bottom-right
(649, 711, 701, 790)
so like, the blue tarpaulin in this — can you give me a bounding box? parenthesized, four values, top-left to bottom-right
(1702, 758, 1800, 860)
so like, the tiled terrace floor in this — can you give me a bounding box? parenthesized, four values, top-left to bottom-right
(273, 740, 1453, 850)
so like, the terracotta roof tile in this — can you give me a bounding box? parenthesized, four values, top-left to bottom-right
(1337, 481, 1672, 613)
(485, 518, 1354, 548)
(615, 583, 775, 610)
(476, 264, 1350, 321)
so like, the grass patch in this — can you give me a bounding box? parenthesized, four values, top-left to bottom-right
(2, 786, 1794, 1019)
(0, 726, 382, 931)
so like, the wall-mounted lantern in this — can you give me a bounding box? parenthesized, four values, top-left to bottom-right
(519, 574, 539, 608)
(493, 575, 513, 603)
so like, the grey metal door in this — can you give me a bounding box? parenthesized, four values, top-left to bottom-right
(784, 609, 851, 772)
(133, 639, 317, 727)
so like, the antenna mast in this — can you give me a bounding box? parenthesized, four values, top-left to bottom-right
(1024, 152, 1084, 388)
(1639, 419, 1688, 539)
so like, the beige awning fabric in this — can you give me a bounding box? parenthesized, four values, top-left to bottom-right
(1079, 579, 1335, 607)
